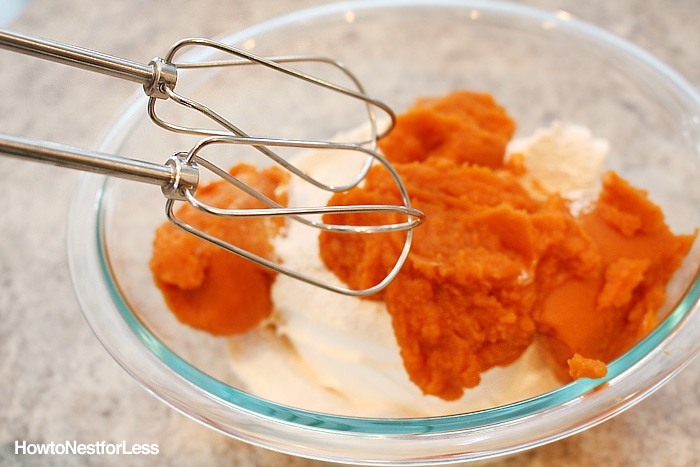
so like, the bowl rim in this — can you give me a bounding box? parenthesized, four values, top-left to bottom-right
(68, 0, 700, 464)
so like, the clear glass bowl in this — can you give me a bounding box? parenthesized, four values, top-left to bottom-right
(68, 1, 700, 464)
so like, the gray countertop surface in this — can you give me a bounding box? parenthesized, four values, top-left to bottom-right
(1, 1, 699, 466)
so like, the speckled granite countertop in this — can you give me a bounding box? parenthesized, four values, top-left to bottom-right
(1, 1, 699, 466)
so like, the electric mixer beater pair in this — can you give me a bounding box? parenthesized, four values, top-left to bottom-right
(0, 29, 424, 296)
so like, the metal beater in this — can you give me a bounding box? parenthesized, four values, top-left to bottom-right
(0, 29, 424, 296)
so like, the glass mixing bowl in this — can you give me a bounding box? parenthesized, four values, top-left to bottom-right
(67, 1, 700, 464)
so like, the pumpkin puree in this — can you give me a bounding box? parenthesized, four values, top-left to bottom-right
(149, 90, 696, 402)
(149, 164, 288, 335)
(319, 91, 696, 400)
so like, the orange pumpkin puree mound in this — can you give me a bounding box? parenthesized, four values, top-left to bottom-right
(319, 90, 696, 400)
(149, 164, 289, 336)
(377, 91, 515, 168)
(536, 171, 697, 379)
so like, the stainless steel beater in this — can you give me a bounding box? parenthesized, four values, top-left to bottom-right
(0, 29, 424, 296)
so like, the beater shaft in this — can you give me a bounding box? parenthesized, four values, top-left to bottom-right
(0, 29, 176, 98)
(0, 133, 198, 200)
